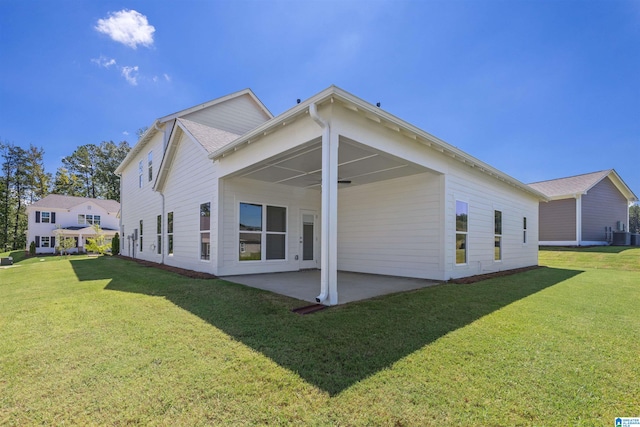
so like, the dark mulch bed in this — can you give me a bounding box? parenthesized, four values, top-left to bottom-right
(116, 255, 218, 279)
(450, 265, 542, 284)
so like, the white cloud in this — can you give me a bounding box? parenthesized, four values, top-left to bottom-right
(121, 66, 139, 85)
(91, 55, 117, 68)
(122, 131, 129, 136)
(163, 73, 171, 82)
(95, 9, 155, 49)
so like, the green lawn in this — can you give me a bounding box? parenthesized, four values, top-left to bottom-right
(1, 248, 638, 425)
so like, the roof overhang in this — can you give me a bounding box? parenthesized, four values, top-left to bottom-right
(210, 85, 548, 201)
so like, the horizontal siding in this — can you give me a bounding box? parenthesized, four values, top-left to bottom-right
(119, 131, 164, 260)
(219, 177, 320, 276)
(184, 94, 269, 136)
(539, 199, 576, 241)
(582, 177, 629, 240)
(445, 165, 539, 279)
(162, 133, 217, 274)
(337, 172, 442, 279)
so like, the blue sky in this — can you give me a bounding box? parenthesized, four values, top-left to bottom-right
(1, 0, 639, 193)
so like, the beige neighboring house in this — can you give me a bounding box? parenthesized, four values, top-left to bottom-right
(529, 170, 638, 246)
(26, 195, 120, 254)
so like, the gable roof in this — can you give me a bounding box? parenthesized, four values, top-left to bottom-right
(529, 169, 638, 202)
(29, 194, 121, 213)
(177, 118, 240, 154)
(209, 85, 547, 201)
(153, 119, 241, 191)
(115, 88, 271, 175)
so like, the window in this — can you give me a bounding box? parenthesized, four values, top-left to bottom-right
(138, 161, 143, 188)
(523, 217, 527, 244)
(200, 203, 211, 261)
(157, 215, 162, 254)
(239, 203, 286, 261)
(167, 212, 174, 255)
(494, 210, 502, 261)
(78, 214, 85, 225)
(41, 236, 50, 248)
(139, 220, 143, 252)
(41, 212, 51, 223)
(148, 151, 153, 182)
(455, 201, 468, 265)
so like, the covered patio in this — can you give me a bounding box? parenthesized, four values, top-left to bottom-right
(221, 270, 442, 305)
(213, 91, 449, 305)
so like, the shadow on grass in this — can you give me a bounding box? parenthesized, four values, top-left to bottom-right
(72, 257, 582, 396)
(540, 245, 635, 254)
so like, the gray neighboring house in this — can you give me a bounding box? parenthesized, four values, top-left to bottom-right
(529, 170, 638, 246)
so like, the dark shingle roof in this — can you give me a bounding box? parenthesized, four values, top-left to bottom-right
(528, 170, 612, 198)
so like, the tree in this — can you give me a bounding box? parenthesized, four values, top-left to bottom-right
(95, 141, 130, 201)
(111, 232, 120, 255)
(58, 141, 130, 201)
(55, 227, 76, 255)
(61, 144, 100, 198)
(85, 225, 110, 255)
(52, 167, 85, 196)
(630, 204, 640, 233)
(0, 142, 29, 251)
(24, 145, 50, 203)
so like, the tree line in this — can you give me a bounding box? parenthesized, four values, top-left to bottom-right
(1, 140, 130, 251)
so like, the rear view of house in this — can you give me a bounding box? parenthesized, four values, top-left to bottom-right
(529, 170, 638, 246)
(116, 86, 546, 305)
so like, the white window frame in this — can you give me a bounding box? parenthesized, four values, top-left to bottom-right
(78, 214, 86, 225)
(494, 210, 502, 262)
(167, 212, 174, 256)
(148, 151, 153, 182)
(455, 200, 468, 266)
(139, 219, 143, 252)
(138, 160, 143, 188)
(41, 236, 50, 248)
(157, 214, 162, 255)
(523, 216, 528, 244)
(238, 202, 287, 262)
(200, 202, 211, 261)
(41, 211, 51, 224)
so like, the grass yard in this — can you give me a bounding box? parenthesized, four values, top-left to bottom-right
(1, 248, 639, 425)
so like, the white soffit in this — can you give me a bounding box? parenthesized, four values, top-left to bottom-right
(233, 136, 433, 189)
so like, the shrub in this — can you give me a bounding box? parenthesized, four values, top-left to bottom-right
(112, 232, 120, 255)
(29, 241, 36, 256)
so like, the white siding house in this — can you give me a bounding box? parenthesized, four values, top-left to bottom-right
(116, 86, 546, 305)
(26, 195, 120, 254)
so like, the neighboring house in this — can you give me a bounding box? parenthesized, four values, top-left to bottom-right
(116, 85, 546, 305)
(26, 195, 120, 254)
(529, 170, 638, 246)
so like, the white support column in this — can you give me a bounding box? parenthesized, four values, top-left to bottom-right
(576, 195, 582, 245)
(326, 130, 339, 305)
(313, 103, 339, 306)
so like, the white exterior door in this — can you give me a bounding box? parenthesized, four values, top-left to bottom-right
(299, 210, 318, 269)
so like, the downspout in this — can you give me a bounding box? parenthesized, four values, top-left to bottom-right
(309, 103, 329, 304)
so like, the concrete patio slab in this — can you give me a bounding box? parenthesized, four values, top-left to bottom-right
(220, 270, 442, 305)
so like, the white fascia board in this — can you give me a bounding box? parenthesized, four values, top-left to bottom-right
(115, 120, 160, 175)
(210, 85, 547, 201)
(607, 170, 639, 202)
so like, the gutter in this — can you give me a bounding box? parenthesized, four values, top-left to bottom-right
(309, 103, 329, 304)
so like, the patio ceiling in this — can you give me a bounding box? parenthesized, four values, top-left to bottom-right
(234, 136, 432, 188)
